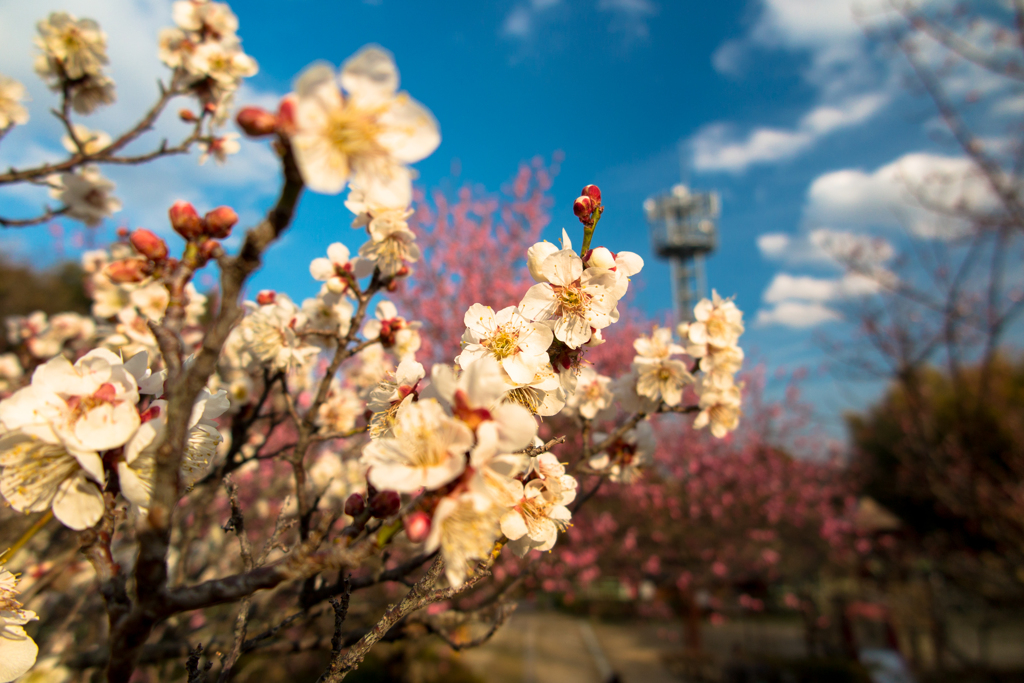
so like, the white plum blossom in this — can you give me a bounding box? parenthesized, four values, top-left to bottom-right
(361, 398, 473, 492)
(498, 478, 573, 557)
(0, 566, 39, 683)
(35, 12, 108, 81)
(427, 358, 538, 453)
(565, 367, 613, 419)
(309, 243, 373, 294)
(301, 286, 356, 343)
(0, 349, 142, 529)
(49, 166, 121, 227)
(61, 124, 110, 155)
(457, 305, 553, 385)
(239, 294, 320, 372)
(634, 357, 693, 407)
(588, 421, 656, 484)
(118, 389, 229, 508)
(188, 41, 257, 85)
(198, 134, 241, 165)
(288, 46, 440, 203)
(519, 247, 619, 349)
(0, 75, 30, 129)
(678, 290, 744, 353)
(693, 380, 742, 438)
(529, 450, 578, 503)
(357, 206, 420, 277)
(425, 491, 502, 588)
(172, 0, 239, 37)
(316, 383, 364, 435)
(634, 326, 684, 361)
(366, 360, 424, 438)
(499, 365, 566, 417)
(362, 300, 421, 362)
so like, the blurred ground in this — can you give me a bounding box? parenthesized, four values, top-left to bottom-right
(456, 610, 1024, 683)
(457, 609, 680, 683)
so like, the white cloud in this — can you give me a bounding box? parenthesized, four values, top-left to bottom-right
(501, 0, 563, 39)
(757, 228, 894, 266)
(691, 92, 888, 173)
(712, 39, 747, 77)
(762, 272, 880, 303)
(755, 301, 842, 328)
(805, 152, 999, 237)
(502, 0, 655, 43)
(0, 0, 284, 236)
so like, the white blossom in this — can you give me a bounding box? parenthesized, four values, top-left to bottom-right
(693, 379, 742, 438)
(309, 243, 373, 294)
(634, 357, 693, 407)
(288, 46, 440, 203)
(361, 398, 473, 492)
(0, 566, 38, 683)
(565, 367, 613, 419)
(49, 166, 121, 227)
(425, 491, 501, 588)
(457, 305, 553, 385)
(60, 124, 110, 155)
(519, 248, 619, 349)
(588, 421, 655, 483)
(35, 12, 108, 81)
(0, 75, 29, 129)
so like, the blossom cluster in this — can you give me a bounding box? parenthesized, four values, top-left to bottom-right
(0, 348, 228, 529)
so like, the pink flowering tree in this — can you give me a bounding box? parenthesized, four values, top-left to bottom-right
(0, 5, 750, 683)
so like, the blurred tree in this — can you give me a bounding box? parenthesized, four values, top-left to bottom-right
(0, 255, 89, 320)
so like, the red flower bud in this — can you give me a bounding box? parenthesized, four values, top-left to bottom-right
(116, 226, 130, 239)
(130, 229, 168, 261)
(104, 258, 148, 284)
(369, 490, 401, 519)
(204, 206, 238, 238)
(179, 109, 198, 123)
(236, 106, 278, 137)
(404, 511, 431, 543)
(581, 184, 602, 204)
(276, 96, 297, 136)
(169, 201, 205, 240)
(396, 265, 410, 278)
(344, 492, 366, 517)
(256, 290, 276, 306)
(199, 239, 221, 263)
(573, 196, 594, 219)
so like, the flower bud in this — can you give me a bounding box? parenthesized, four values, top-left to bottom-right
(573, 196, 594, 220)
(581, 184, 602, 204)
(130, 229, 168, 261)
(256, 290, 276, 306)
(104, 258, 148, 284)
(204, 206, 238, 238)
(585, 246, 615, 270)
(276, 96, 297, 136)
(179, 109, 198, 123)
(344, 492, 366, 517)
(404, 511, 431, 543)
(396, 265, 410, 278)
(369, 490, 401, 519)
(116, 226, 130, 239)
(199, 239, 222, 263)
(236, 106, 278, 137)
(169, 201, 205, 240)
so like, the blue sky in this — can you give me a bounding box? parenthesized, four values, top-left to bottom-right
(1, 0, 1017, 435)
